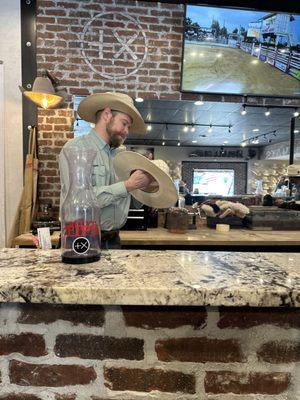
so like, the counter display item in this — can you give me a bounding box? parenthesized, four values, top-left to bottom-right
(166, 207, 189, 234)
(60, 147, 101, 264)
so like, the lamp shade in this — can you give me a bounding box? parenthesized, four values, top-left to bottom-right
(19, 76, 63, 109)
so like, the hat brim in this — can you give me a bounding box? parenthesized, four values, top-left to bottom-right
(113, 151, 178, 208)
(77, 93, 146, 134)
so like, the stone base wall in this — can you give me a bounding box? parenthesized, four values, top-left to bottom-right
(0, 304, 299, 399)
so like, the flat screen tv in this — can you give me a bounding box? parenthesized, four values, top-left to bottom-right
(181, 4, 300, 97)
(193, 169, 235, 195)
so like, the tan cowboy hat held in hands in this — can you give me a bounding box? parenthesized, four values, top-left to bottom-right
(113, 151, 178, 208)
(77, 92, 146, 134)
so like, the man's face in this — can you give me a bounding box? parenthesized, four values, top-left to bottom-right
(106, 111, 132, 148)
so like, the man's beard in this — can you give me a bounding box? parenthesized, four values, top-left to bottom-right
(106, 119, 124, 148)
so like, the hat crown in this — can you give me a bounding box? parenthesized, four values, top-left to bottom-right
(104, 92, 134, 106)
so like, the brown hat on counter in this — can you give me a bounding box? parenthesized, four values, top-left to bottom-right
(77, 92, 146, 134)
(113, 151, 178, 208)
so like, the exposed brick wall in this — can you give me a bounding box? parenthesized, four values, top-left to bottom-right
(0, 303, 299, 398)
(35, 0, 300, 212)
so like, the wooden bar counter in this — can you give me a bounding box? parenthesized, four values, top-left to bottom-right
(12, 227, 300, 249)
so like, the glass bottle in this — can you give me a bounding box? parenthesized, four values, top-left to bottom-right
(61, 147, 101, 264)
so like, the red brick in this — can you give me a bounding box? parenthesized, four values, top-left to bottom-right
(56, 2, 79, 8)
(0, 333, 47, 357)
(122, 306, 207, 329)
(10, 360, 96, 387)
(104, 367, 195, 394)
(17, 303, 105, 326)
(44, 9, 66, 16)
(38, 0, 56, 6)
(55, 334, 144, 360)
(218, 307, 300, 329)
(257, 340, 300, 363)
(205, 371, 291, 395)
(156, 337, 245, 363)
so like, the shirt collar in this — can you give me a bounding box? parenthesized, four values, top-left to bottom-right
(88, 129, 117, 155)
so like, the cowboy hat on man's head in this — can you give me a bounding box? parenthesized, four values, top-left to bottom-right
(77, 92, 146, 134)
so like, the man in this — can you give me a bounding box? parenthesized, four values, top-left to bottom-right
(59, 92, 153, 249)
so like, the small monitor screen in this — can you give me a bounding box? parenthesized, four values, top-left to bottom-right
(181, 5, 300, 97)
(193, 169, 235, 195)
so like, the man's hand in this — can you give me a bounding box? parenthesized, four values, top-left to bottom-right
(125, 170, 155, 192)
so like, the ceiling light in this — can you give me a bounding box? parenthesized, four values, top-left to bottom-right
(265, 108, 271, 116)
(241, 105, 247, 116)
(192, 140, 197, 143)
(146, 125, 152, 131)
(223, 140, 228, 144)
(294, 129, 299, 133)
(162, 141, 165, 146)
(293, 108, 299, 117)
(241, 141, 247, 147)
(135, 97, 144, 103)
(177, 142, 181, 146)
(183, 126, 189, 132)
(194, 100, 204, 106)
(252, 128, 259, 132)
(191, 126, 195, 132)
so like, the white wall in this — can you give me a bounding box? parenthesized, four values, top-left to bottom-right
(261, 139, 300, 161)
(0, 63, 5, 247)
(0, 1, 23, 246)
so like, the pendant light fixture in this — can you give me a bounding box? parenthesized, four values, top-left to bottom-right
(19, 70, 63, 109)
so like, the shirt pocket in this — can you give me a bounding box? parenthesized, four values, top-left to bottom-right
(92, 164, 106, 186)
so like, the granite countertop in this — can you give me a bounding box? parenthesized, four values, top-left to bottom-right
(0, 248, 299, 307)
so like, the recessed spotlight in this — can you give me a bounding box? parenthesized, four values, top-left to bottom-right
(183, 126, 189, 132)
(194, 100, 204, 106)
(192, 140, 197, 143)
(241, 105, 247, 116)
(252, 128, 259, 132)
(294, 129, 299, 133)
(135, 97, 144, 103)
(147, 125, 152, 131)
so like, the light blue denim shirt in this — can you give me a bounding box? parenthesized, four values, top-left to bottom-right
(59, 129, 131, 231)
